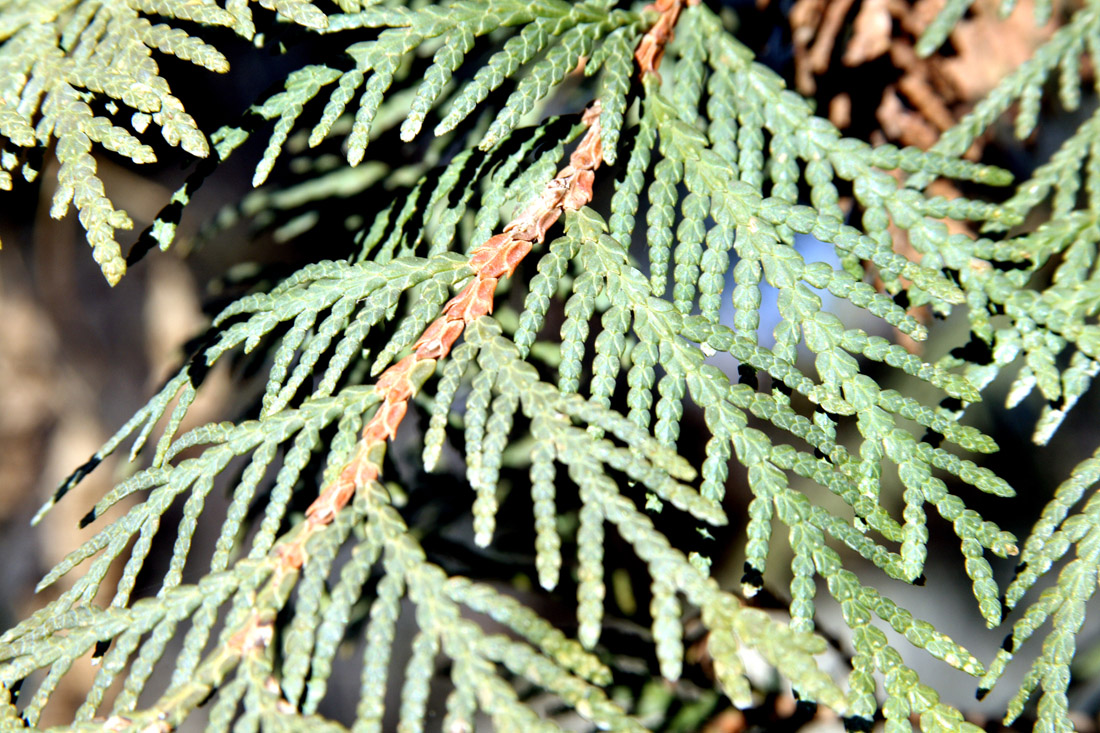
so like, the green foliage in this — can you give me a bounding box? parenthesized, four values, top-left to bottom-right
(0, 0, 327, 283)
(2, 0, 1100, 730)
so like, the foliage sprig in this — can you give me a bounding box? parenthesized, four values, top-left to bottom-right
(4, 0, 1100, 730)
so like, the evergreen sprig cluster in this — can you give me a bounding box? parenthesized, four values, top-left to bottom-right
(1, 0, 1099, 730)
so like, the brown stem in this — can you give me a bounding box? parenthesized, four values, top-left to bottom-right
(301, 0, 697, 546)
(106, 6, 697, 727)
(635, 0, 696, 78)
(299, 102, 604, 536)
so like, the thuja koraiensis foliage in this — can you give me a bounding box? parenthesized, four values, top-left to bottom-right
(2, 0, 1100, 729)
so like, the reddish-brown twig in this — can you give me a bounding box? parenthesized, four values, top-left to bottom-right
(291, 0, 698, 558)
(635, 0, 696, 78)
(90, 8, 700, 729)
(281, 102, 605, 561)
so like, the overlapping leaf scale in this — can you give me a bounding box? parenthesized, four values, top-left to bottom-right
(9, 405, 662, 731)
(978, 448, 1100, 732)
(917, 0, 1099, 173)
(588, 23, 640, 164)
(553, 198, 1021, 670)
(207, 254, 469, 378)
(928, 75, 1100, 445)
(777, 512, 988, 720)
(352, 478, 649, 732)
(286, 0, 639, 170)
(691, 6, 1010, 309)
(0, 559, 275, 726)
(827, 569, 986, 733)
(901, 61, 1099, 459)
(463, 317, 712, 520)
(451, 320, 849, 709)
(34, 388, 379, 608)
(627, 103, 1011, 545)
(608, 91, 658, 248)
(0, 0, 338, 283)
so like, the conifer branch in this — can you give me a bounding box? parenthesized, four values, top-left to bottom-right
(59, 8, 693, 729)
(6, 0, 1100, 728)
(303, 100, 603, 531)
(296, 0, 693, 548)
